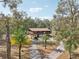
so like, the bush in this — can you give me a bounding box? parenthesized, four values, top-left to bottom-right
(10, 36, 16, 45)
(10, 36, 32, 45)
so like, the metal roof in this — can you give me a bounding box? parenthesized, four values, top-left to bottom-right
(29, 28, 50, 32)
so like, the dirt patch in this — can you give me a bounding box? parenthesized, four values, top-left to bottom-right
(0, 44, 30, 59)
(57, 51, 69, 59)
(11, 45, 30, 59)
(37, 44, 57, 57)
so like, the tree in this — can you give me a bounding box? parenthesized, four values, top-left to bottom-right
(43, 19, 51, 28)
(0, 0, 22, 59)
(1, 0, 22, 10)
(42, 34, 49, 49)
(5, 16, 12, 59)
(0, 13, 6, 40)
(13, 26, 27, 59)
(52, 0, 79, 59)
(0, 13, 11, 59)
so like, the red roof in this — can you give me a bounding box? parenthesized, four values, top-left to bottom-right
(29, 28, 50, 32)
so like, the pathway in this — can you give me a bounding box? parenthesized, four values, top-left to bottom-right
(29, 39, 42, 59)
(29, 39, 65, 59)
(48, 41, 65, 59)
(29, 44, 41, 59)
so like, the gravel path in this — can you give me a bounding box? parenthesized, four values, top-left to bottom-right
(48, 41, 64, 59)
(29, 39, 65, 59)
(29, 39, 42, 59)
(29, 44, 41, 59)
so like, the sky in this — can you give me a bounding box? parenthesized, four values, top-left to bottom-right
(0, 0, 58, 19)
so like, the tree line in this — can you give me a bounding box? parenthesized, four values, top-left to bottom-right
(0, 14, 51, 35)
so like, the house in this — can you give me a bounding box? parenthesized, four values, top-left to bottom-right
(28, 28, 51, 39)
(29, 28, 50, 34)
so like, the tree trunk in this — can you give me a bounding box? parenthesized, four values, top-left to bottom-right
(6, 18, 11, 59)
(69, 41, 72, 59)
(19, 43, 22, 59)
(0, 32, 2, 40)
(70, 52, 72, 59)
(45, 40, 47, 49)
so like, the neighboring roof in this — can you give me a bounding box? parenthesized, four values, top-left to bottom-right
(29, 28, 50, 32)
